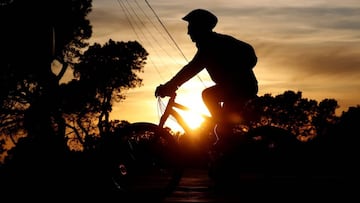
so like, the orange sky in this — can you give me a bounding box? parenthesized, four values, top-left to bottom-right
(78, 0, 360, 130)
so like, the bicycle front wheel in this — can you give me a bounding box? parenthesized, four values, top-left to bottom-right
(111, 122, 184, 198)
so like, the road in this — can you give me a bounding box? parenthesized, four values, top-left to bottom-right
(162, 168, 218, 202)
(160, 167, 350, 202)
(56, 165, 349, 202)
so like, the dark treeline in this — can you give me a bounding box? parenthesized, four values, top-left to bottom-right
(0, 0, 358, 200)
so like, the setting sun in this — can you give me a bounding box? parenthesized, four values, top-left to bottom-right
(180, 110, 206, 130)
(161, 111, 206, 134)
(157, 86, 211, 133)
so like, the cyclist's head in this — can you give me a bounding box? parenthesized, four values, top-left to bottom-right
(182, 9, 218, 31)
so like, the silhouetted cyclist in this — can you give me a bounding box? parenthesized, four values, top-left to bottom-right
(155, 9, 258, 133)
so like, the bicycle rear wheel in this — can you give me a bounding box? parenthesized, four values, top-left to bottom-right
(209, 125, 301, 185)
(242, 125, 302, 176)
(110, 122, 184, 198)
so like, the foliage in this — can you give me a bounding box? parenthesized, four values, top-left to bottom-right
(0, 0, 92, 162)
(0, 0, 147, 163)
(247, 90, 339, 141)
(60, 39, 147, 150)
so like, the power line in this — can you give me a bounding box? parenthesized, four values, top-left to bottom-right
(131, 0, 185, 67)
(144, 0, 206, 87)
(145, 0, 188, 62)
(117, 0, 166, 80)
(116, 0, 206, 87)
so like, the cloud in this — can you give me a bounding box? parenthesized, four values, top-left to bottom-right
(90, 0, 360, 120)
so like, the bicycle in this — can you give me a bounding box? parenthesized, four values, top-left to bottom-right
(104, 91, 301, 198)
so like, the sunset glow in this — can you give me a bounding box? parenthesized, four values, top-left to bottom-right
(155, 86, 211, 132)
(89, 0, 360, 131)
(179, 110, 206, 130)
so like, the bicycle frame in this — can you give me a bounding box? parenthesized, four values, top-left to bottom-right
(158, 93, 212, 135)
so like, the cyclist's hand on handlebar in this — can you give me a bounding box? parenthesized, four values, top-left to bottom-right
(155, 83, 177, 98)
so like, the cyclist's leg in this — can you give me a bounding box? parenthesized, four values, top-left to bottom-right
(202, 86, 233, 139)
(202, 85, 223, 124)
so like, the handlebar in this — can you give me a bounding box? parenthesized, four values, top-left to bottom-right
(155, 84, 178, 98)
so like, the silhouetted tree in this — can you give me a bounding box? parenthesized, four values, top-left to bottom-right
(0, 0, 148, 157)
(60, 39, 147, 150)
(0, 0, 94, 197)
(335, 106, 360, 175)
(248, 90, 338, 141)
(0, 0, 148, 198)
(0, 0, 92, 159)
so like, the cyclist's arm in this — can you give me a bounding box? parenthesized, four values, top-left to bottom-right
(166, 52, 205, 88)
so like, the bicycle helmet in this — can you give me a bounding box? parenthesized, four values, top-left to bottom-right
(182, 9, 218, 30)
